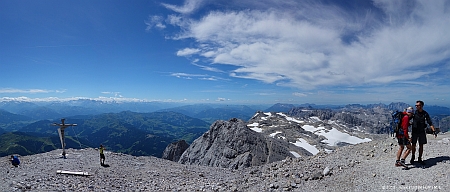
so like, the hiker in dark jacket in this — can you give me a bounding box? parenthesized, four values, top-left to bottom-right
(395, 107, 413, 167)
(10, 155, 20, 167)
(411, 100, 436, 165)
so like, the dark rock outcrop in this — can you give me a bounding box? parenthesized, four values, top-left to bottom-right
(178, 118, 295, 169)
(162, 140, 189, 162)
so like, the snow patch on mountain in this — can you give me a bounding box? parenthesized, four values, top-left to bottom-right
(269, 131, 282, 137)
(291, 138, 319, 155)
(248, 111, 372, 157)
(247, 122, 262, 132)
(316, 128, 372, 146)
(251, 127, 263, 132)
(289, 151, 301, 158)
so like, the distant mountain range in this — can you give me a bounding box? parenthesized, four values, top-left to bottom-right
(1, 100, 448, 122)
(0, 100, 270, 125)
(0, 111, 211, 157)
(0, 100, 449, 158)
(0, 100, 176, 121)
(156, 104, 260, 124)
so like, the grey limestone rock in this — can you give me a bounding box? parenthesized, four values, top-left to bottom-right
(178, 118, 295, 169)
(161, 140, 189, 162)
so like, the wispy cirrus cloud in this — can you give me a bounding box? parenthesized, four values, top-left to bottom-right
(169, 72, 227, 81)
(293, 92, 307, 97)
(161, 0, 204, 14)
(177, 48, 201, 56)
(170, 72, 205, 79)
(145, 15, 166, 31)
(191, 63, 223, 73)
(154, 0, 450, 92)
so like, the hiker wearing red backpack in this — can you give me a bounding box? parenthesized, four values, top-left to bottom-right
(395, 107, 413, 167)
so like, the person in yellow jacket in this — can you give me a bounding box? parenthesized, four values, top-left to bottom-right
(99, 144, 106, 166)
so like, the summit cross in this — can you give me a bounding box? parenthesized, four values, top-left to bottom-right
(52, 119, 77, 159)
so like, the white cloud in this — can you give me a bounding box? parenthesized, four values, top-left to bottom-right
(55, 90, 66, 93)
(293, 92, 307, 97)
(169, 72, 228, 81)
(257, 92, 275, 96)
(0, 88, 64, 94)
(216, 97, 228, 101)
(191, 63, 223, 73)
(199, 77, 217, 81)
(101, 91, 123, 98)
(177, 48, 201, 56)
(159, 0, 450, 91)
(0, 96, 151, 103)
(145, 15, 166, 31)
(162, 0, 204, 14)
(170, 72, 205, 79)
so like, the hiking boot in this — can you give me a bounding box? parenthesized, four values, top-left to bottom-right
(418, 158, 425, 165)
(395, 160, 402, 167)
(410, 155, 415, 164)
(399, 160, 408, 167)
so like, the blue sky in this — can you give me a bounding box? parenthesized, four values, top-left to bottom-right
(1, 0, 449, 106)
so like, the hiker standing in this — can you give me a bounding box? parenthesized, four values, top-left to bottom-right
(99, 145, 106, 166)
(411, 100, 436, 165)
(395, 107, 413, 167)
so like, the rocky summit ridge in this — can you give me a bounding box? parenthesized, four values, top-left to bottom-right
(1, 134, 449, 191)
(165, 111, 374, 170)
(1, 110, 449, 191)
(178, 118, 299, 169)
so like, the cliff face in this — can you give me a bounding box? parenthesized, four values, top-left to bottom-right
(161, 140, 189, 162)
(178, 118, 296, 169)
(287, 106, 392, 134)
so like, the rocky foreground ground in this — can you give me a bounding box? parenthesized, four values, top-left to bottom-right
(1, 134, 449, 192)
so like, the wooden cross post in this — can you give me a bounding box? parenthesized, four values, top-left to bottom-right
(52, 119, 77, 159)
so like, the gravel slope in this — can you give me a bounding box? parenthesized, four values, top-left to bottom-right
(1, 134, 449, 191)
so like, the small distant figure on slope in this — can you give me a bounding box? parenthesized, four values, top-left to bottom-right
(99, 144, 106, 166)
(395, 107, 413, 169)
(10, 155, 20, 167)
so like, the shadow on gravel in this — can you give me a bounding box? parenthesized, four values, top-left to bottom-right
(101, 164, 110, 167)
(421, 156, 450, 169)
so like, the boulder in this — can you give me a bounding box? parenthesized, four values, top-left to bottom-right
(162, 140, 189, 162)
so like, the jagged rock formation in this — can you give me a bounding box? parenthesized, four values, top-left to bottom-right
(161, 140, 189, 162)
(250, 110, 373, 148)
(176, 111, 374, 170)
(288, 106, 392, 134)
(285, 103, 449, 134)
(440, 116, 450, 132)
(178, 118, 299, 169)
